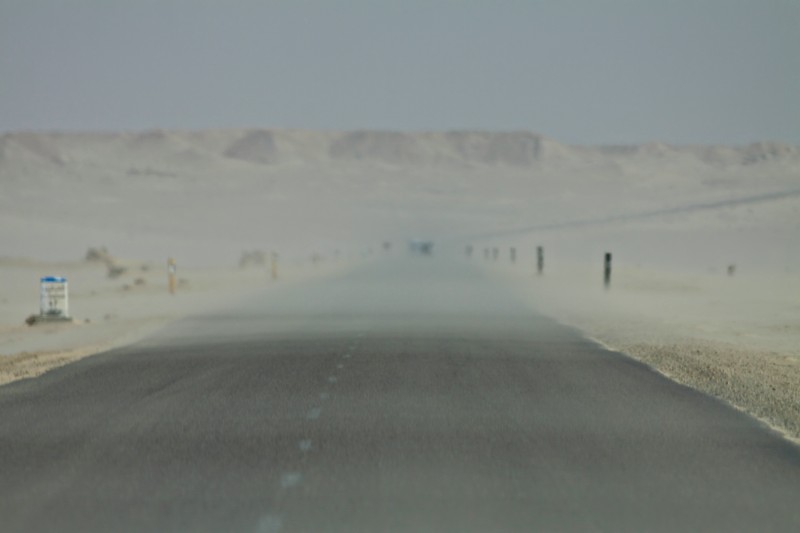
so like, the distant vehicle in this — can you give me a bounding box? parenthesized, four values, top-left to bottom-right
(408, 239, 434, 255)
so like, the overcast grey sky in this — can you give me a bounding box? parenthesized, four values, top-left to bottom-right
(1, 0, 798, 144)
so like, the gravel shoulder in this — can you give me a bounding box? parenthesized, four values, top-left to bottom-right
(490, 263, 800, 443)
(589, 331, 800, 445)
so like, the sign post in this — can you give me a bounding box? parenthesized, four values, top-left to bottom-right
(40, 276, 70, 320)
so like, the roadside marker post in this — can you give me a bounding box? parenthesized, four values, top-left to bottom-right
(271, 252, 279, 281)
(604, 252, 612, 289)
(537, 246, 544, 275)
(167, 258, 177, 294)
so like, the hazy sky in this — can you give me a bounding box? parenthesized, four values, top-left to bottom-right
(1, 0, 798, 144)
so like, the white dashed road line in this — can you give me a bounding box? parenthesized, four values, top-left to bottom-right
(257, 337, 367, 531)
(280, 472, 303, 489)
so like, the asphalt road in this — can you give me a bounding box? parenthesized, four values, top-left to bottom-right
(1, 257, 799, 532)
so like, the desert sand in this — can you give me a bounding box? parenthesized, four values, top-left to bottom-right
(0, 255, 355, 385)
(1, 129, 798, 437)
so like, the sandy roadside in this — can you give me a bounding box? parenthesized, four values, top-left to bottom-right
(5, 253, 799, 445)
(488, 261, 800, 443)
(0, 257, 356, 386)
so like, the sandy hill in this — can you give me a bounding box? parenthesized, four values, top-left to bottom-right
(0, 129, 798, 270)
(3, 129, 798, 171)
(3, 130, 799, 450)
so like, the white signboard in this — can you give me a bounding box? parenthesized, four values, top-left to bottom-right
(40, 276, 69, 318)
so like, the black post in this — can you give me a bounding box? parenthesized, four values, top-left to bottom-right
(510, 247, 516, 263)
(604, 252, 612, 289)
(536, 246, 544, 275)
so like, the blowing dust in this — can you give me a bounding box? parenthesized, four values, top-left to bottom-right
(1, 129, 798, 438)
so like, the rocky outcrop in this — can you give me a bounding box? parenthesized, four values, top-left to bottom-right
(223, 130, 279, 164)
(1, 129, 797, 171)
